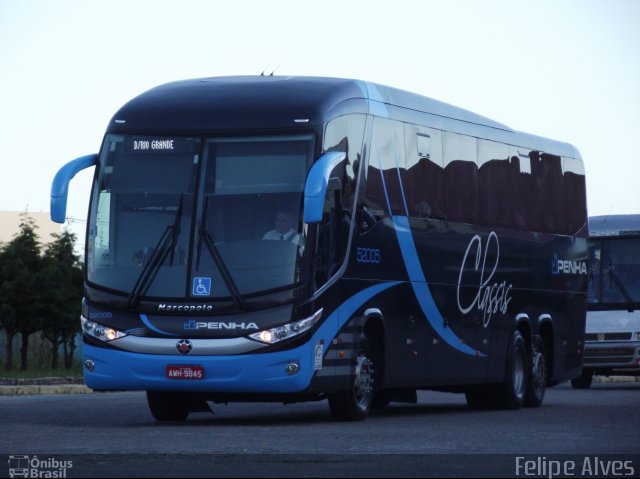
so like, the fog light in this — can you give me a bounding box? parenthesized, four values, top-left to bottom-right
(285, 362, 299, 376)
(84, 360, 95, 372)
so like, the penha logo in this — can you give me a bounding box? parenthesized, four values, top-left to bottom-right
(552, 253, 587, 276)
(184, 319, 259, 331)
(457, 231, 513, 328)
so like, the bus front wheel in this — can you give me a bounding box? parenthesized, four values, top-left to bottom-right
(328, 336, 375, 421)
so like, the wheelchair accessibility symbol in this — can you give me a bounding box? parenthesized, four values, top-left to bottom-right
(192, 277, 212, 296)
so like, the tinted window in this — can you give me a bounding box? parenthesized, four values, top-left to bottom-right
(477, 140, 515, 228)
(323, 114, 366, 214)
(404, 125, 444, 219)
(364, 117, 406, 219)
(531, 152, 567, 234)
(589, 237, 640, 305)
(443, 132, 478, 224)
(563, 157, 587, 234)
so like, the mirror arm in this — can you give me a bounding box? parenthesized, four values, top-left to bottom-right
(50, 154, 98, 223)
(303, 151, 346, 223)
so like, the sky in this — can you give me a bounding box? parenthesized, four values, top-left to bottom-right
(1, 0, 639, 246)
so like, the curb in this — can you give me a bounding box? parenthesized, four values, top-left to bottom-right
(0, 377, 90, 396)
(594, 375, 640, 383)
(0, 384, 92, 396)
(1, 376, 637, 397)
(0, 377, 84, 386)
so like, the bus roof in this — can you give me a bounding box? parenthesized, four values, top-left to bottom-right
(589, 214, 640, 237)
(109, 75, 581, 159)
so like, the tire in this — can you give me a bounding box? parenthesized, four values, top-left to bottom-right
(496, 330, 528, 409)
(146, 391, 191, 421)
(570, 369, 593, 389)
(524, 336, 547, 407)
(328, 337, 375, 421)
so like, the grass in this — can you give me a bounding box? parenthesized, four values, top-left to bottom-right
(0, 362, 83, 379)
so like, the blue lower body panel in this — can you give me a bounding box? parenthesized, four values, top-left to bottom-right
(83, 343, 317, 394)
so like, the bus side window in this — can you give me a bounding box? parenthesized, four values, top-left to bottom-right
(443, 132, 479, 225)
(314, 180, 344, 287)
(91, 190, 111, 268)
(323, 114, 366, 217)
(403, 125, 444, 220)
(563, 156, 587, 235)
(477, 140, 514, 229)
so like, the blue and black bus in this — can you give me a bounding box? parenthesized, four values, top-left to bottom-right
(51, 76, 588, 420)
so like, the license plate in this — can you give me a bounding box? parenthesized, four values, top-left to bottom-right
(166, 365, 204, 380)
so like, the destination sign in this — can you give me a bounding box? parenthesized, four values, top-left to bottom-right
(125, 137, 196, 154)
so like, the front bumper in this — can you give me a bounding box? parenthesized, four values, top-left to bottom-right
(583, 340, 640, 370)
(82, 341, 319, 394)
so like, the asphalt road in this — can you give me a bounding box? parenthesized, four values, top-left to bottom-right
(2, 381, 639, 477)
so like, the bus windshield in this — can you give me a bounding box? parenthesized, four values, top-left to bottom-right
(588, 236, 640, 308)
(87, 134, 313, 301)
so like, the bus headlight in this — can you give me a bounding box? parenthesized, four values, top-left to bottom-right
(81, 316, 127, 342)
(249, 309, 323, 344)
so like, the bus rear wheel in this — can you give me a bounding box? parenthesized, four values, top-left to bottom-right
(328, 337, 375, 421)
(524, 336, 547, 407)
(146, 391, 191, 421)
(496, 330, 528, 409)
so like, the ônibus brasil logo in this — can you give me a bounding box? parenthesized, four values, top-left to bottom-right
(8, 455, 73, 478)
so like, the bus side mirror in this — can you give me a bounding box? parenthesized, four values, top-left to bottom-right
(50, 154, 98, 223)
(303, 151, 346, 223)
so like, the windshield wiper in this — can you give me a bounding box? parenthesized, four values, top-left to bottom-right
(196, 197, 246, 309)
(608, 260, 636, 312)
(127, 195, 184, 309)
(200, 227, 247, 310)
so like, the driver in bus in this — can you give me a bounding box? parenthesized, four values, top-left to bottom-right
(262, 209, 305, 256)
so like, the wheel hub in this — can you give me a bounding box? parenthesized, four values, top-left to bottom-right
(354, 354, 374, 406)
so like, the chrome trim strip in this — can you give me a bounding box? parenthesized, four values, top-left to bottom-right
(109, 335, 266, 355)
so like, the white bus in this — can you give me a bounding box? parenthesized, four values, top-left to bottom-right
(572, 214, 640, 388)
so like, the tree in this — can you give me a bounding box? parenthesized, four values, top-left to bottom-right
(39, 230, 83, 369)
(0, 244, 19, 370)
(0, 214, 44, 370)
